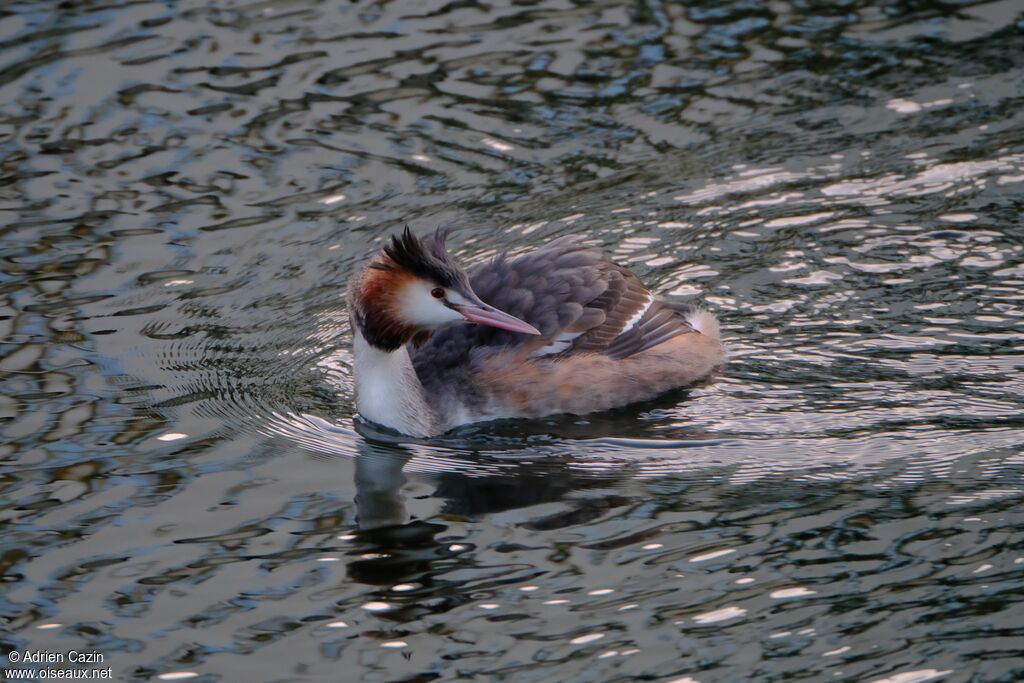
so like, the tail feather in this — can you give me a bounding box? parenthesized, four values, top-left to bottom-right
(684, 307, 720, 342)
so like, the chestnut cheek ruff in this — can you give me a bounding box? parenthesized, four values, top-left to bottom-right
(353, 307, 417, 352)
(352, 263, 419, 352)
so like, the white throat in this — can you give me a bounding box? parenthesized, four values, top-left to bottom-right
(352, 328, 436, 437)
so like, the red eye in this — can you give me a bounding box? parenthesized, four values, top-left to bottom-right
(431, 287, 445, 299)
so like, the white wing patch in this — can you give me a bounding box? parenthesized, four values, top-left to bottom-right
(529, 331, 583, 358)
(619, 293, 654, 335)
(529, 293, 656, 358)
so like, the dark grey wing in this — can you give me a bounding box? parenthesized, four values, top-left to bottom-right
(599, 300, 695, 360)
(411, 238, 694, 376)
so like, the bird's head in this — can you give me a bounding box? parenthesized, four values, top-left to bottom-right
(349, 227, 540, 351)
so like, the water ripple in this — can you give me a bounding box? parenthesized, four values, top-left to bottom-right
(2, 1, 1024, 681)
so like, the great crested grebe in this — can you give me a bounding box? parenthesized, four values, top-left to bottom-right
(347, 228, 725, 437)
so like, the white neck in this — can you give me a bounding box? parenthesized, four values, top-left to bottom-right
(352, 328, 436, 437)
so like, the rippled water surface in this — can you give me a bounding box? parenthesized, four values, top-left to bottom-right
(3, 0, 1024, 681)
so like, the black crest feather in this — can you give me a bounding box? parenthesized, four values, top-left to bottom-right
(383, 226, 467, 290)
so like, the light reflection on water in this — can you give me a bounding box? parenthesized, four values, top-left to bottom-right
(2, 0, 1024, 681)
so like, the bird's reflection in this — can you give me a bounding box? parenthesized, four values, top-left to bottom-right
(348, 441, 447, 587)
(346, 436, 623, 593)
(353, 440, 413, 531)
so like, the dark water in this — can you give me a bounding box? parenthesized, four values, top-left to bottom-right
(3, 0, 1024, 681)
